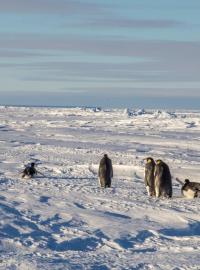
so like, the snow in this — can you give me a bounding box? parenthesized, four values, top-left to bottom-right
(0, 106, 200, 270)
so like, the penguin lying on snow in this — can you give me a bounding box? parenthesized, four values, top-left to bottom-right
(176, 178, 200, 199)
(21, 162, 45, 178)
(22, 162, 37, 178)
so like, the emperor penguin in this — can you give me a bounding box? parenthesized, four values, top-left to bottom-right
(98, 154, 113, 188)
(22, 162, 37, 178)
(181, 179, 200, 199)
(154, 159, 172, 198)
(144, 157, 156, 196)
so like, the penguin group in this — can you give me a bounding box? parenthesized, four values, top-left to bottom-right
(20, 155, 199, 199)
(144, 157, 200, 199)
(144, 158, 172, 198)
(98, 155, 199, 199)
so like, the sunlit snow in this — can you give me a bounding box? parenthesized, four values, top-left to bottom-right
(0, 106, 200, 269)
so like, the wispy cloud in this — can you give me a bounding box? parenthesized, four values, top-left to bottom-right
(2, 33, 200, 57)
(0, 49, 49, 58)
(0, 0, 200, 107)
(0, 0, 101, 14)
(84, 18, 185, 29)
(1, 34, 200, 81)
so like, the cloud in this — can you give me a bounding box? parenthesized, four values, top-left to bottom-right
(84, 18, 184, 29)
(0, 0, 101, 14)
(0, 49, 49, 58)
(122, 1, 200, 10)
(1, 33, 200, 59)
(1, 33, 200, 82)
(1, 89, 200, 109)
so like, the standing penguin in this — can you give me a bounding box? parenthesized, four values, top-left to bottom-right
(154, 159, 172, 198)
(98, 154, 113, 188)
(144, 157, 156, 196)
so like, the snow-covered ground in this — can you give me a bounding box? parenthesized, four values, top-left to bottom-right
(0, 106, 200, 270)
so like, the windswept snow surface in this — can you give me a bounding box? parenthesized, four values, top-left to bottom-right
(0, 106, 200, 270)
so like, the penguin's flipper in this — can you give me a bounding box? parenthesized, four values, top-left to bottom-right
(175, 177, 184, 185)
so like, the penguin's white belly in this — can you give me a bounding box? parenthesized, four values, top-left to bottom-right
(183, 189, 196, 199)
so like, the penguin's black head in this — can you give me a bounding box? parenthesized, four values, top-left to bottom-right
(146, 157, 154, 164)
(156, 159, 162, 165)
(185, 179, 190, 184)
(31, 162, 35, 167)
(104, 154, 108, 158)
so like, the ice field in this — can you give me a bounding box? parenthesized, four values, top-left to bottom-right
(0, 106, 200, 270)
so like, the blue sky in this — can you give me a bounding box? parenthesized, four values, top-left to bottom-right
(1, 0, 200, 108)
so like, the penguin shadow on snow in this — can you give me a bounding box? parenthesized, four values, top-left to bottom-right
(74, 202, 86, 209)
(104, 211, 131, 220)
(47, 175, 97, 181)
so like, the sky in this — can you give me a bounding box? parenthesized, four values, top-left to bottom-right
(1, 0, 200, 109)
